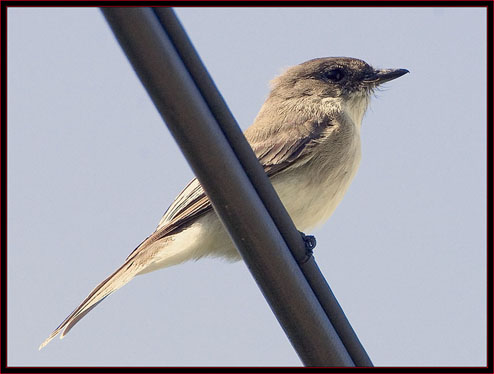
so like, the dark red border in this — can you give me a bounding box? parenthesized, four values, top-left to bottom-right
(0, 2, 491, 373)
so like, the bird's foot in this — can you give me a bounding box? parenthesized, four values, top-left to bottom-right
(299, 231, 316, 263)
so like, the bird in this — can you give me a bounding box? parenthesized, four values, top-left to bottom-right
(39, 57, 408, 350)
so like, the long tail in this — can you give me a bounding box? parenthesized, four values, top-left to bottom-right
(39, 255, 145, 350)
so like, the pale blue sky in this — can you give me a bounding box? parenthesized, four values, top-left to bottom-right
(7, 7, 486, 366)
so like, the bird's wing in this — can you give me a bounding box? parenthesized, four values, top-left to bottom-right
(156, 178, 207, 232)
(124, 178, 210, 261)
(247, 117, 333, 176)
(142, 117, 334, 248)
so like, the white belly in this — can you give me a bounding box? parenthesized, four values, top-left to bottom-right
(272, 143, 361, 231)
(144, 119, 362, 271)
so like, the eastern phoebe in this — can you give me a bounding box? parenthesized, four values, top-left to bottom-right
(40, 57, 408, 349)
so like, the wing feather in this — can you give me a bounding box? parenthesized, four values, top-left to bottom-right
(134, 117, 334, 258)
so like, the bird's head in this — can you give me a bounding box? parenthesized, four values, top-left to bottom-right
(270, 57, 409, 101)
(265, 57, 408, 127)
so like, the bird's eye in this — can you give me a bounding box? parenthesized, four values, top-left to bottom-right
(324, 68, 345, 82)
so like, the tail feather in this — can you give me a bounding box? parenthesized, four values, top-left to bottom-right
(39, 258, 142, 350)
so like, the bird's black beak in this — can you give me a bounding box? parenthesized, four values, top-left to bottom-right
(364, 68, 409, 85)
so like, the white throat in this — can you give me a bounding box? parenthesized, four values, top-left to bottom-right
(343, 93, 370, 129)
(320, 93, 370, 130)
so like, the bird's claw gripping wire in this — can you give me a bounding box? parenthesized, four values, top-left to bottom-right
(299, 231, 316, 264)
